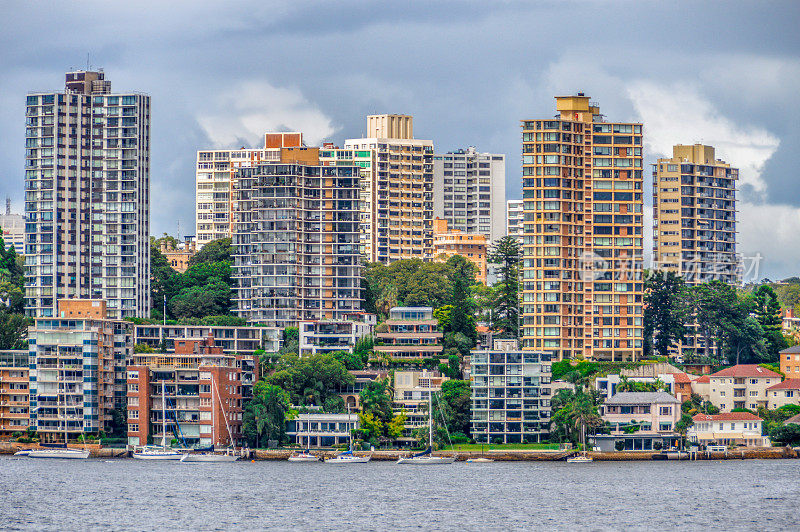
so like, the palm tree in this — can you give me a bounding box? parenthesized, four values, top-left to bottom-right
(568, 396, 603, 449)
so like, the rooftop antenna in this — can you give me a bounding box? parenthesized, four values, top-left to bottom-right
(5, 197, 10, 215)
(177, 220, 182, 240)
(87, 52, 90, 70)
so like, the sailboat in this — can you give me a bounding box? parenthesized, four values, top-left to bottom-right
(566, 423, 593, 463)
(29, 368, 90, 459)
(325, 409, 371, 464)
(181, 374, 239, 462)
(397, 390, 456, 465)
(133, 381, 183, 460)
(288, 413, 320, 462)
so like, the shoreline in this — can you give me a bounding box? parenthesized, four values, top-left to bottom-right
(2, 443, 796, 461)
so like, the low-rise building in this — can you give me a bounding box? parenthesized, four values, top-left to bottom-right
(286, 412, 359, 447)
(593, 392, 682, 452)
(688, 412, 769, 447)
(708, 364, 781, 412)
(779, 345, 800, 380)
(470, 339, 552, 444)
(393, 369, 449, 445)
(134, 324, 280, 355)
(0, 350, 29, 439)
(159, 237, 197, 273)
(0, 211, 24, 253)
(28, 300, 134, 443)
(767, 379, 800, 410)
(373, 307, 443, 362)
(126, 337, 249, 448)
(336, 369, 386, 411)
(298, 315, 375, 356)
(692, 375, 711, 401)
(432, 218, 488, 284)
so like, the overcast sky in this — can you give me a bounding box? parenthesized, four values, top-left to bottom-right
(1, 1, 798, 279)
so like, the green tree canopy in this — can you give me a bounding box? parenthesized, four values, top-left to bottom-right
(488, 236, 520, 337)
(242, 381, 295, 447)
(265, 353, 354, 409)
(644, 270, 689, 359)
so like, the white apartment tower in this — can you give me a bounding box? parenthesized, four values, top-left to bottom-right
(344, 114, 434, 264)
(506, 199, 524, 242)
(24, 71, 150, 319)
(433, 147, 506, 243)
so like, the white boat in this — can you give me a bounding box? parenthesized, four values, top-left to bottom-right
(566, 424, 593, 463)
(466, 457, 494, 463)
(133, 382, 183, 460)
(288, 451, 320, 462)
(28, 448, 90, 459)
(181, 375, 240, 463)
(325, 450, 370, 464)
(397, 391, 456, 465)
(132, 447, 183, 460)
(13, 450, 31, 456)
(180, 452, 238, 463)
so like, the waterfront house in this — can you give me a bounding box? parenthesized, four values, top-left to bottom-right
(708, 365, 781, 412)
(688, 412, 769, 448)
(373, 307, 443, 362)
(767, 379, 800, 410)
(298, 314, 375, 356)
(594, 392, 682, 451)
(393, 369, 448, 446)
(286, 412, 359, 447)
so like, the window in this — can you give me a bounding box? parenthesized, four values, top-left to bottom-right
(128, 423, 139, 432)
(659, 406, 672, 416)
(128, 383, 138, 392)
(128, 410, 139, 419)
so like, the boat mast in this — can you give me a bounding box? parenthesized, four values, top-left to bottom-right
(212, 375, 235, 450)
(428, 389, 433, 449)
(162, 380, 167, 448)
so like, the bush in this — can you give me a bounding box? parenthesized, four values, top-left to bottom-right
(653, 440, 663, 450)
(614, 440, 625, 451)
(450, 432, 469, 444)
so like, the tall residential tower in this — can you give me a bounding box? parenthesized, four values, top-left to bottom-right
(24, 71, 150, 319)
(520, 95, 644, 361)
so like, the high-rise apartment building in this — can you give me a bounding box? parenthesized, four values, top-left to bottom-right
(195, 133, 300, 247)
(653, 144, 738, 284)
(343, 114, 434, 263)
(28, 300, 134, 442)
(433, 147, 506, 243)
(506, 199, 524, 242)
(521, 95, 644, 361)
(653, 144, 738, 359)
(24, 70, 150, 319)
(231, 148, 361, 327)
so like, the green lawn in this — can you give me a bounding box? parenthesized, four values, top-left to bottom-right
(443, 443, 562, 451)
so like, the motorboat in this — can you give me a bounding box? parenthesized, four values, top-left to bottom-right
(180, 451, 238, 463)
(28, 448, 90, 459)
(325, 450, 370, 464)
(288, 450, 320, 462)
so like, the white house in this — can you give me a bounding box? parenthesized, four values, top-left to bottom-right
(688, 412, 769, 448)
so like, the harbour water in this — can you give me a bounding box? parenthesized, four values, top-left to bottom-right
(1, 456, 797, 530)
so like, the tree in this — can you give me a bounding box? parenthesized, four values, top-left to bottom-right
(769, 423, 800, 446)
(265, 353, 354, 409)
(242, 381, 294, 447)
(644, 270, 689, 359)
(0, 311, 29, 350)
(445, 255, 477, 346)
(189, 237, 233, 266)
(359, 380, 393, 423)
(332, 350, 365, 371)
(488, 236, 520, 337)
(752, 285, 787, 360)
(357, 412, 384, 446)
(435, 380, 471, 437)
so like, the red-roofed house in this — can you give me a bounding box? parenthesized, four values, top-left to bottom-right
(767, 379, 800, 410)
(688, 412, 770, 447)
(691, 375, 711, 402)
(672, 373, 693, 402)
(708, 365, 781, 412)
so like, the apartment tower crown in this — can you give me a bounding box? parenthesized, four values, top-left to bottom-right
(366, 114, 413, 139)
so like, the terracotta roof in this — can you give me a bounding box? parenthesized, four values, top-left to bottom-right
(672, 373, 692, 384)
(780, 345, 800, 354)
(696, 375, 710, 383)
(692, 412, 762, 422)
(767, 379, 800, 391)
(785, 413, 800, 425)
(710, 364, 781, 379)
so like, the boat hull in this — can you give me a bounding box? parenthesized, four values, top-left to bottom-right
(288, 455, 320, 462)
(325, 456, 370, 464)
(566, 457, 593, 463)
(28, 449, 90, 459)
(132, 452, 183, 460)
(14, 450, 31, 456)
(466, 458, 493, 463)
(396, 456, 456, 465)
(180, 453, 239, 462)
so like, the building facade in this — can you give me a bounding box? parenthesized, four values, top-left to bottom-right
(159, 237, 196, 273)
(286, 412, 359, 447)
(708, 364, 781, 412)
(506, 199, 524, 242)
(0, 211, 25, 253)
(0, 351, 30, 439)
(373, 307, 443, 362)
(470, 339, 552, 443)
(432, 218, 488, 284)
(134, 323, 279, 356)
(688, 412, 769, 447)
(779, 345, 800, 379)
(520, 94, 644, 361)
(194, 133, 299, 247)
(28, 300, 134, 442)
(298, 316, 375, 356)
(231, 150, 362, 327)
(343, 114, 434, 263)
(25, 70, 150, 319)
(653, 144, 738, 359)
(126, 345, 247, 448)
(393, 369, 449, 445)
(433, 147, 506, 243)
(767, 379, 800, 410)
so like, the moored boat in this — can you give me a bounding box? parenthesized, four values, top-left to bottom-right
(28, 448, 90, 459)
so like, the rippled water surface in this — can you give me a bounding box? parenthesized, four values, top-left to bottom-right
(1, 456, 797, 530)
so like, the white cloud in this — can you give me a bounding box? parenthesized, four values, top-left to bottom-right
(197, 80, 336, 148)
(627, 81, 780, 195)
